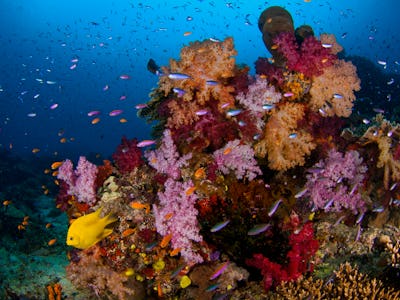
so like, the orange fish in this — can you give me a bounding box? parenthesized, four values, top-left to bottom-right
(48, 238, 57, 246)
(3, 200, 12, 206)
(119, 118, 128, 123)
(46, 223, 52, 229)
(270, 44, 279, 50)
(32, 148, 40, 153)
(223, 147, 232, 155)
(185, 186, 196, 196)
(60, 137, 67, 143)
(91, 117, 100, 124)
(17, 225, 25, 231)
(129, 201, 150, 214)
(160, 233, 173, 248)
(170, 248, 181, 256)
(51, 161, 63, 170)
(52, 171, 59, 177)
(22, 220, 29, 226)
(122, 228, 136, 238)
(183, 31, 192, 36)
(194, 167, 206, 179)
(164, 212, 174, 220)
(44, 169, 51, 174)
(321, 58, 328, 63)
(23, 216, 29, 222)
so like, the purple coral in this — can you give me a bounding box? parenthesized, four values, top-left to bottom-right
(236, 75, 281, 115)
(304, 149, 367, 214)
(153, 178, 203, 263)
(57, 156, 98, 205)
(213, 139, 262, 181)
(144, 129, 192, 180)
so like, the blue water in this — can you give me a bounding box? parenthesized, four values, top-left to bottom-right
(1, 0, 399, 159)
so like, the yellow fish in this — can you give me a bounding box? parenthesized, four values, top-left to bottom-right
(66, 207, 117, 249)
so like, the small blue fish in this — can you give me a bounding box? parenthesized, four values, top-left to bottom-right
(288, 133, 297, 139)
(247, 223, 270, 236)
(210, 220, 230, 232)
(333, 93, 343, 99)
(226, 109, 242, 117)
(262, 104, 275, 111)
(205, 283, 220, 292)
(173, 87, 186, 97)
(268, 199, 282, 217)
(323, 198, 334, 210)
(168, 73, 191, 80)
(206, 80, 218, 86)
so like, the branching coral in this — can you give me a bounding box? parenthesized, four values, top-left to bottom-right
(271, 262, 400, 299)
(304, 149, 367, 214)
(254, 102, 316, 170)
(157, 37, 238, 128)
(309, 59, 361, 117)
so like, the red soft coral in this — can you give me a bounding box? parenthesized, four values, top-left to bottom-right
(273, 32, 337, 78)
(112, 137, 143, 174)
(246, 222, 319, 291)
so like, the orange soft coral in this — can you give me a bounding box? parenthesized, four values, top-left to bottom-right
(309, 59, 360, 117)
(360, 115, 400, 189)
(158, 37, 238, 128)
(254, 102, 315, 171)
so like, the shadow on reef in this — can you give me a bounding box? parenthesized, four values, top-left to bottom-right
(349, 55, 400, 123)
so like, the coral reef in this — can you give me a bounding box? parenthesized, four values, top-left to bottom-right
(50, 6, 400, 300)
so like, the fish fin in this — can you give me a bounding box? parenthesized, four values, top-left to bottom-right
(100, 228, 114, 240)
(103, 213, 118, 226)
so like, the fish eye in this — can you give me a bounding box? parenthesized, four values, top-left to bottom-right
(69, 237, 73, 240)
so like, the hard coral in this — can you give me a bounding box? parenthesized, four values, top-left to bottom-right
(112, 136, 143, 174)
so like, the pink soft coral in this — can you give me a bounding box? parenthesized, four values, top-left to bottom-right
(304, 149, 367, 214)
(145, 129, 192, 180)
(153, 178, 203, 263)
(273, 32, 337, 77)
(57, 156, 98, 205)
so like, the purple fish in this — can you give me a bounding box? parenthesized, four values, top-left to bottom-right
(88, 110, 101, 117)
(247, 223, 270, 236)
(137, 140, 156, 147)
(109, 109, 123, 116)
(268, 199, 282, 217)
(210, 261, 229, 280)
(168, 73, 191, 80)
